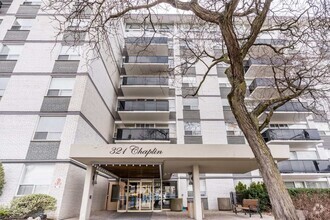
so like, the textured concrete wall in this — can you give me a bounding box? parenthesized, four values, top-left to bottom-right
(0, 163, 24, 205)
(58, 164, 108, 219)
(205, 178, 235, 210)
(0, 75, 49, 111)
(0, 115, 37, 159)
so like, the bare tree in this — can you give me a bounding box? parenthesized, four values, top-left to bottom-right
(45, 0, 330, 219)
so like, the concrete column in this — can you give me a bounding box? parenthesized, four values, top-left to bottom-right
(193, 165, 203, 220)
(79, 165, 96, 220)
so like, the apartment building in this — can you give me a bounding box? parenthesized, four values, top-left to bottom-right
(0, 1, 329, 219)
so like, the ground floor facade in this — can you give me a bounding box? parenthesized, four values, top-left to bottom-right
(1, 143, 330, 219)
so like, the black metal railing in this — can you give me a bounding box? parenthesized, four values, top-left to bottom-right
(122, 77, 168, 86)
(118, 100, 169, 111)
(249, 78, 275, 92)
(124, 56, 168, 63)
(125, 37, 168, 44)
(262, 128, 321, 142)
(116, 128, 169, 141)
(267, 102, 309, 112)
(278, 160, 330, 173)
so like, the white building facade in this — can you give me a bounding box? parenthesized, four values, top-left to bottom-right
(0, 2, 329, 220)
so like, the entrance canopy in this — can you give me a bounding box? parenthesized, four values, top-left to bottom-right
(70, 144, 289, 179)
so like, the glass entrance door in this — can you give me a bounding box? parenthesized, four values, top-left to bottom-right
(140, 181, 153, 210)
(128, 181, 140, 211)
(126, 180, 154, 211)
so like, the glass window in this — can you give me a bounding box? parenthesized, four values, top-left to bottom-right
(184, 122, 201, 136)
(289, 152, 298, 160)
(284, 182, 295, 188)
(183, 98, 199, 110)
(11, 19, 34, 30)
(17, 164, 54, 195)
(182, 77, 197, 87)
(33, 117, 66, 140)
(23, 0, 42, 5)
(296, 151, 319, 160)
(0, 77, 10, 97)
(294, 182, 305, 188)
(0, 44, 24, 60)
(226, 123, 244, 136)
(47, 78, 75, 96)
(58, 46, 81, 60)
(305, 181, 328, 189)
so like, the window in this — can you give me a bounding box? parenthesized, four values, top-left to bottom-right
(184, 122, 201, 136)
(269, 124, 289, 129)
(284, 182, 295, 188)
(67, 19, 89, 30)
(33, 117, 66, 140)
(226, 123, 244, 136)
(0, 44, 24, 60)
(294, 182, 305, 188)
(58, 46, 81, 60)
(11, 19, 34, 30)
(296, 151, 319, 160)
(183, 98, 199, 110)
(182, 77, 197, 87)
(305, 181, 328, 189)
(0, 77, 10, 98)
(23, 0, 42, 5)
(285, 181, 328, 189)
(47, 78, 75, 96)
(17, 164, 54, 195)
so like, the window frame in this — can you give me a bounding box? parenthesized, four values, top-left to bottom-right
(16, 163, 55, 196)
(46, 77, 75, 97)
(33, 116, 66, 141)
(184, 121, 202, 136)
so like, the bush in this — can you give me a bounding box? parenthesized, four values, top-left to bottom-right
(235, 181, 271, 211)
(288, 188, 330, 220)
(0, 206, 11, 219)
(236, 182, 330, 218)
(10, 194, 56, 218)
(0, 163, 5, 196)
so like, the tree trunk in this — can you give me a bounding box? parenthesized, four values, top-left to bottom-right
(228, 86, 299, 220)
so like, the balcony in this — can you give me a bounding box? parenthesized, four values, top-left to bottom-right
(244, 57, 287, 78)
(117, 100, 169, 121)
(125, 37, 168, 56)
(121, 76, 169, 97)
(123, 56, 169, 75)
(115, 128, 170, 143)
(0, 0, 12, 14)
(278, 160, 330, 173)
(262, 128, 322, 148)
(259, 102, 311, 122)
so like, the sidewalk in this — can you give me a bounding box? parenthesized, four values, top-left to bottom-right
(65, 210, 273, 220)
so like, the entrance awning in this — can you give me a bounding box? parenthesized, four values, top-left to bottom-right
(70, 144, 289, 179)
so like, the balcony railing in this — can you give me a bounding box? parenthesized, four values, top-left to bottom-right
(125, 37, 168, 44)
(278, 160, 330, 173)
(124, 56, 168, 63)
(267, 102, 309, 112)
(122, 77, 168, 86)
(249, 78, 275, 92)
(118, 100, 169, 111)
(254, 39, 287, 45)
(116, 128, 169, 141)
(262, 129, 321, 142)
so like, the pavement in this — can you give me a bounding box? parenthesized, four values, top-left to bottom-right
(65, 210, 274, 219)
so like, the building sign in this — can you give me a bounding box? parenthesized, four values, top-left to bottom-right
(109, 145, 163, 157)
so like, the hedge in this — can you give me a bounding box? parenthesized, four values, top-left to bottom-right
(0, 163, 4, 196)
(0, 194, 56, 219)
(235, 181, 330, 219)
